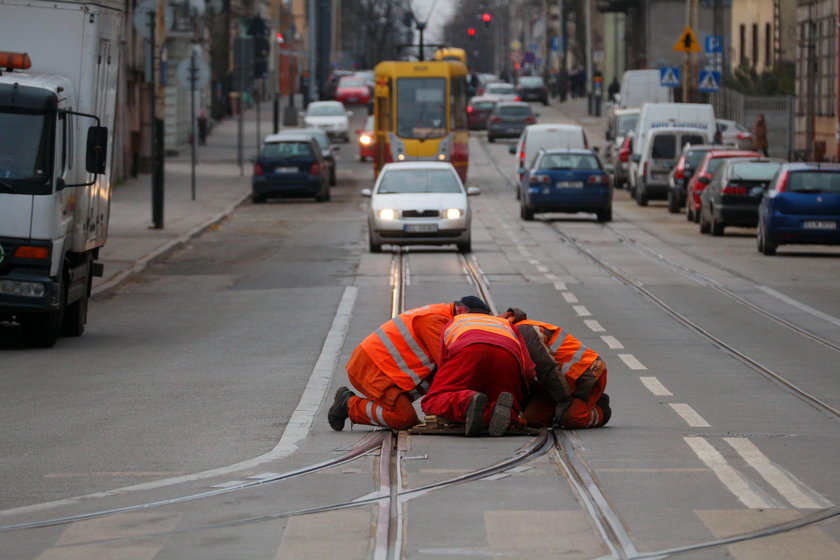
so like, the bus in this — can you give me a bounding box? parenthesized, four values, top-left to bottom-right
(372, 60, 470, 182)
(433, 47, 467, 65)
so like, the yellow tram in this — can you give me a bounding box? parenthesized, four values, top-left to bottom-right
(433, 47, 468, 64)
(372, 60, 470, 183)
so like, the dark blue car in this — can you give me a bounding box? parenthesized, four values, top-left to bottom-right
(251, 134, 330, 203)
(519, 149, 612, 221)
(757, 162, 840, 255)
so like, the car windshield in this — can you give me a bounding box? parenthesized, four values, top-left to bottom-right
(261, 142, 312, 159)
(307, 104, 345, 116)
(377, 169, 462, 194)
(729, 162, 781, 181)
(687, 150, 711, 168)
(539, 154, 599, 170)
(498, 106, 531, 116)
(0, 109, 52, 186)
(519, 77, 543, 87)
(787, 171, 840, 193)
(396, 77, 446, 139)
(616, 114, 638, 135)
(339, 78, 366, 88)
(487, 85, 514, 94)
(471, 102, 495, 110)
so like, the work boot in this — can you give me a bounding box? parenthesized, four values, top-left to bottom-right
(464, 392, 488, 437)
(488, 392, 514, 436)
(328, 386, 355, 431)
(597, 393, 612, 427)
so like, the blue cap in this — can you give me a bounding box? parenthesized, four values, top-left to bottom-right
(459, 296, 491, 314)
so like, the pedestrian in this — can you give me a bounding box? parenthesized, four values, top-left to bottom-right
(328, 299, 464, 431)
(752, 114, 768, 156)
(502, 308, 611, 429)
(712, 128, 723, 145)
(607, 77, 620, 102)
(421, 297, 535, 437)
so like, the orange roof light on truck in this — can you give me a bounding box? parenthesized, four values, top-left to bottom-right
(0, 51, 32, 71)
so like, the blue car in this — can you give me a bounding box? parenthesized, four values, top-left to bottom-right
(519, 149, 613, 221)
(757, 162, 840, 255)
(251, 134, 330, 203)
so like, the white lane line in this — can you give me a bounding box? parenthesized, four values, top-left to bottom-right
(724, 437, 833, 509)
(553, 281, 567, 291)
(536, 265, 549, 273)
(0, 286, 359, 518)
(670, 403, 711, 427)
(562, 292, 579, 304)
(528, 259, 540, 265)
(640, 377, 673, 396)
(573, 305, 591, 316)
(600, 335, 623, 349)
(617, 354, 647, 370)
(584, 319, 604, 332)
(757, 285, 840, 328)
(544, 273, 558, 280)
(684, 437, 776, 509)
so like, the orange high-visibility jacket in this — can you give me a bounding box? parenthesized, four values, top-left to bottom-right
(359, 302, 455, 392)
(442, 313, 534, 375)
(515, 319, 600, 385)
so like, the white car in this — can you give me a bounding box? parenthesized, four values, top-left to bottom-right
(716, 118, 753, 150)
(301, 101, 352, 142)
(483, 82, 519, 102)
(361, 162, 480, 253)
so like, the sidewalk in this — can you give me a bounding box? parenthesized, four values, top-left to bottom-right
(93, 102, 280, 296)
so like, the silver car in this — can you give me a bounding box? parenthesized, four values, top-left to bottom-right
(361, 162, 480, 253)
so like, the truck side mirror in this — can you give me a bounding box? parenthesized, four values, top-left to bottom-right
(86, 126, 108, 174)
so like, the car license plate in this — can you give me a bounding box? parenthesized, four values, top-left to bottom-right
(347, 97, 357, 103)
(404, 223, 438, 233)
(556, 181, 583, 188)
(276, 166, 298, 173)
(802, 220, 837, 230)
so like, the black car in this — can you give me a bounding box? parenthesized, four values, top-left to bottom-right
(699, 157, 783, 236)
(277, 128, 338, 186)
(251, 134, 330, 203)
(517, 76, 549, 105)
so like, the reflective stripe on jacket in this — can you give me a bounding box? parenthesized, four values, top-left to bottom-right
(442, 313, 532, 375)
(515, 319, 600, 384)
(360, 302, 454, 392)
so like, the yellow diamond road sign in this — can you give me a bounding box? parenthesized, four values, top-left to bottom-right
(674, 27, 701, 53)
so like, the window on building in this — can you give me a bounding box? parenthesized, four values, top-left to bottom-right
(752, 24, 759, 66)
(765, 23, 772, 68)
(740, 24, 747, 66)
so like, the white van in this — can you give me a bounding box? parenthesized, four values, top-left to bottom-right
(510, 124, 589, 189)
(617, 70, 672, 109)
(632, 127, 711, 205)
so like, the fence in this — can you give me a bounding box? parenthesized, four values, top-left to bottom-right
(711, 87, 795, 160)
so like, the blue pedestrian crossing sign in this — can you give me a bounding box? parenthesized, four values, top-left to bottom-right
(698, 70, 721, 92)
(660, 66, 681, 88)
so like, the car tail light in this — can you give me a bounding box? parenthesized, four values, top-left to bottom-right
(674, 168, 684, 180)
(532, 174, 551, 183)
(588, 174, 608, 184)
(309, 162, 320, 175)
(643, 162, 648, 177)
(619, 144, 630, 162)
(253, 162, 264, 176)
(515, 96, 521, 101)
(467, 106, 474, 113)
(491, 116, 502, 123)
(736, 132, 751, 140)
(776, 171, 788, 192)
(721, 183, 747, 195)
(524, 116, 536, 124)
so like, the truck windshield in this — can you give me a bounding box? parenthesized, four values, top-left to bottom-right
(0, 109, 53, 190)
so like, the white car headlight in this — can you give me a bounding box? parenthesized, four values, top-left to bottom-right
(444, 208, 463, 219)
(378, 208, 397, 220)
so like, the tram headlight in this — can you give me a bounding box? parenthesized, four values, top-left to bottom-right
(444, 208, 463, 220)
(377, 208, 397, 220)
(397, 154, 406, 161)
(438, 154, 446, 160)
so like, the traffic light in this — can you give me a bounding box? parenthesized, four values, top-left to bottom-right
(467, 27, 476, 39)
(247, 16, 269, 78)
(482, 13, 491, 28)
(276, 32, 285, 44)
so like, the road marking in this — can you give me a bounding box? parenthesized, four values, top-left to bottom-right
(640, 376, 673, 396)
(757, 285, 840, 328)
(573, 305, 591, 316)
(684, 437, 776, 509)
(537, 265, 549, 273)
(529, 259, 540, 265)
(600, 335, 623, 349)
(617, 354, 646, 370)
(724, 437, 833, 509)
(544, 273, 558, 280)
(670, 403, 710, 427)
(562, 292, 579, 304)
(584, 319, 604, 332)
(553, 281, 567, 291)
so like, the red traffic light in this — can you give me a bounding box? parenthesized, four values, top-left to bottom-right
(482, 13, 492, 23)
(467, 27, 476, 37)
(276, 32, 285, 44)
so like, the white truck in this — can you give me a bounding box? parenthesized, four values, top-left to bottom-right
(0, 0, 123, 347)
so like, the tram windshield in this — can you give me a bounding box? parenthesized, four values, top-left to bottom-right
(396, 77, 446, 139)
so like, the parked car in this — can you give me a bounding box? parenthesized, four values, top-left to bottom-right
(716, 118, 753, 150)
(487, 102, 537, 142)
(699, 157, 783, 236)
(483, 82, 519, 102)
(615, 133, 635, 191)
(301, 101, 352, 143)
(251, 134, 330, 203)
(334, 75, 371, 106)
(517, 76, 549, 105)
(356, 115, 375, 162)
(757, 162, 840, 255)
(361, 162, 480, 253)
(276, 127, 338, 186)
(666, 144, 729, 213)
(685, 149, 761, 222)
(605, 108, 640, 187)
(633, 127, 708, 206)
(511, 124, 589, 191)
(466, 96, 497, 130)
(518, 148, 612, 222)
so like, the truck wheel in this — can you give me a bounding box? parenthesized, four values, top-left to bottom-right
(62, 261, 92, 337)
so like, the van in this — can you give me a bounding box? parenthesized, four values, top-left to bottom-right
(510, 124, 589, 189)
(632, 127, 710, 206)
(617, 70, 672, 109)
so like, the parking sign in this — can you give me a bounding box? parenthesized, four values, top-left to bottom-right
(705, 35, 722, 54)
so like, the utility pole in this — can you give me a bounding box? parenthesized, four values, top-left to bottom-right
(152, 0, 166, 228)
(308, 0, 317, 104)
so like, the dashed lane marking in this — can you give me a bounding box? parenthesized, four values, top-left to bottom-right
(640, 377, 673, 396)
(617, 354, 646, 370)
(573, 305, 591, 316)
(600, 335, 623, 349)
(670, 403, 711, 427)
(562, 292, 579, 304)
(584, 319, 604, 332)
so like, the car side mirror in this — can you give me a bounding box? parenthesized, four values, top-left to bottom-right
(467, 186, 481, 196)
(509, 145, 516, 154)
(632, 154, 640, 162)
(360, 188, 372, 197)
(698, 176, 710, 185)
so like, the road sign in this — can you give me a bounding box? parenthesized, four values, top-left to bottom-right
(705, 35, 722, 54)
(176, 54, 210, 90)
(673, 26, 701, 53)
(697, 70, 721, 92)
(660, 66, 681, 88)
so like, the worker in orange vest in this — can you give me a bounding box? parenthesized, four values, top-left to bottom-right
(502, 308, 611, 429)
(328, 298, 476, 431)
(421, 297, 536, 436)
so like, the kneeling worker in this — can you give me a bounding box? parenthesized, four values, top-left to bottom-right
(421, 297, 535, 436)
(503, 308, 611, 429)
(329, 298, 471, 431)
